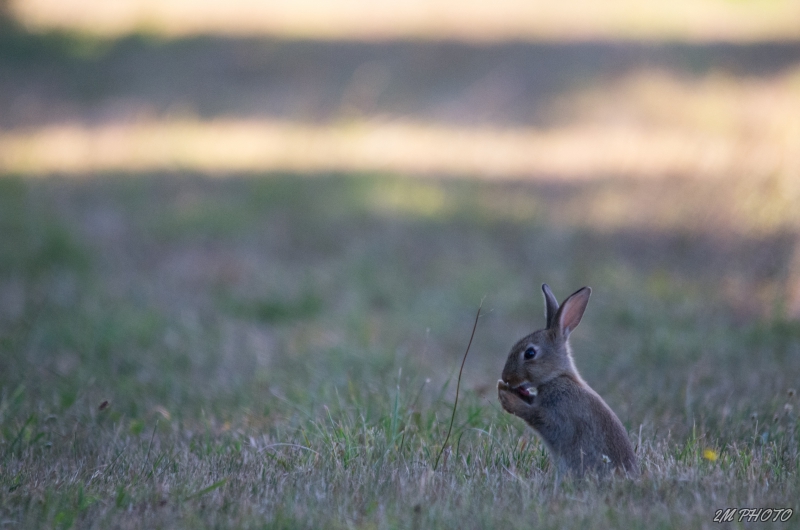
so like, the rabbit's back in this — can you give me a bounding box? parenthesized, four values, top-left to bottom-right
(529, 375, 638, 476)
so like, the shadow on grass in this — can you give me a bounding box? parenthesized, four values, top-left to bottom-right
(1, 27, 800, 128)
(2, 171, 796, 321)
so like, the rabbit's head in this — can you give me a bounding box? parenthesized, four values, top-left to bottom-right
(500, 285, 591, 399)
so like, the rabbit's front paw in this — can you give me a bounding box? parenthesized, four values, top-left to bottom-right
(498, 380, 536, 417)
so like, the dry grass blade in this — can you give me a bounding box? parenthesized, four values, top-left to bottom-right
(183, 478, 229, 501)
(433, 299, 483, 472)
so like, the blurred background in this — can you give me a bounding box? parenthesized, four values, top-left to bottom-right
(1, 0, 800, 448)
(2, 0, 800, 183)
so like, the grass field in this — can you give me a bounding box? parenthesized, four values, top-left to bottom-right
(1, 172, 799, 528)
(1, 2, 800, 527)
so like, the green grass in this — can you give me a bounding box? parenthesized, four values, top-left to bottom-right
(1, 173, 798, 528)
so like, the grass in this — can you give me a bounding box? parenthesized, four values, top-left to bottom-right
(0, 172, 798, 528)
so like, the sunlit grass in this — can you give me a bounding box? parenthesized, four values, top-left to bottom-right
(4, 118, 755, 178)
(4, 115, 797, 200)
(2, 117, 796, 185)
(9, 0, 800, 41)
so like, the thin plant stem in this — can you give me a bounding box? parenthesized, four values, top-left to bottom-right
(433, 299, 482, 472)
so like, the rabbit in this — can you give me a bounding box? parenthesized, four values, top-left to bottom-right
(497, 284, 638, 478)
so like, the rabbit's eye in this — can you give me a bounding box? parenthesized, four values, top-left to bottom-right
(523, 346, 538, 360)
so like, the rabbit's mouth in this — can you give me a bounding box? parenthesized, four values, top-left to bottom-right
(498, 380, 538, 404)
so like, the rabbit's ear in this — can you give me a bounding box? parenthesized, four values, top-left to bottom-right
(554, 287, 592, 338)
(542, 284, 559, 329)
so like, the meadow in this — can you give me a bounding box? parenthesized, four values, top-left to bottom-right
(2, 171, 799, 528)
(1, 2, 800, 528)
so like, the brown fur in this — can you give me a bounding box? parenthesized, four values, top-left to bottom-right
(498, 285, 638, 478)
